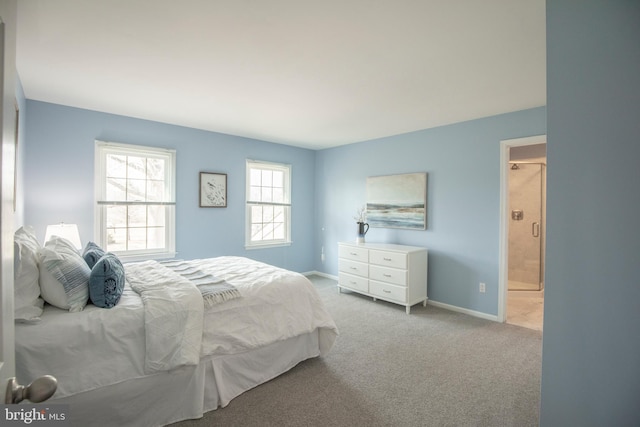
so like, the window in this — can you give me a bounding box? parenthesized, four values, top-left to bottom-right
(246, 160, 291, 248)
(95, 141, 176, 261)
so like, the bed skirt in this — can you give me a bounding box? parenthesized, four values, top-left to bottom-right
(48, 330, 322, 427)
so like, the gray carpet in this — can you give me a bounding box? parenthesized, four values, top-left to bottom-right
(170, 275, 542, 427)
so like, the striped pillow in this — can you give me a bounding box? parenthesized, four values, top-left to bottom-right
(39, 236, 90, 312)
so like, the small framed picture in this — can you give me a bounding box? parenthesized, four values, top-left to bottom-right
(200, 172, 227, 208)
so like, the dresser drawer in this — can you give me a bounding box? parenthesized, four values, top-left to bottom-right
(370, 280, 407, 303)
(338, 272, 369, 293)
(370, 265, 407, 286)
(339, 245, 369, 263)
(339, 259, 369, 278)
(369, 250, 407, 269)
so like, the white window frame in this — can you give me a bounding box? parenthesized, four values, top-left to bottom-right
(245, 159, 292, 249)
(94, 140, 176, 262)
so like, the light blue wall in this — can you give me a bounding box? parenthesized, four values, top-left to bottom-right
(23, 100, 545, 317)
(541, 1, 640, 425)
(23, 101, 316, 272)
(314, 107, 546, 315)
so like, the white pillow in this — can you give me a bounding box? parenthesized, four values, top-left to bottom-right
(38, 236, 90, 312)
(14, 226, 44, 322)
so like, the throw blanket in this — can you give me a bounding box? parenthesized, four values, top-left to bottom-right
(160, 260, 241, 308)
(125, 261, 204, 373)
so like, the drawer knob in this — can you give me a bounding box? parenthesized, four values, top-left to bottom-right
(383, 289, 391, 293)
(384, 257, 392, 261)
(383, 274, 392, 278)
(350, 252, 358, 256)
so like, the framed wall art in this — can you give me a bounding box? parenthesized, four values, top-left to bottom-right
(200, 172, 227, 207)
(366, 172, 427, 229)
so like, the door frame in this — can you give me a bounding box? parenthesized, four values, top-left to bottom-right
(498, 134, 547, 323)
(0, 1, 18, 401)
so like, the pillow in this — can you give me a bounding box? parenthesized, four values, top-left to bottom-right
(14, 226, 44, 322)
(82, 241, 105, 269)
(38, 236, 90, 312)
(89, 253, 125, 308)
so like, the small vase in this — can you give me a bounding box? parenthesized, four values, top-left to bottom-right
(356, 222, 369, 244)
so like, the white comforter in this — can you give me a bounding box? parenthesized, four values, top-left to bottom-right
(125, 261, 204, 373)
(185, 256, 337, 357)
(15, 256, 338, 398)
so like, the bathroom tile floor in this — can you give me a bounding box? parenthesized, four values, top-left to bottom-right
(507, 290, 544, 331)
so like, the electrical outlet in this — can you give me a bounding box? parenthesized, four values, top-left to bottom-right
(479, 282, 486, 293)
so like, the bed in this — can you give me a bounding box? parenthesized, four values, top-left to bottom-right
(14, 229, 338, 427)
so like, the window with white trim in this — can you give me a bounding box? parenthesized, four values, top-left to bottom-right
(95, 141, 176, 261)
(246, 160, 291, 248)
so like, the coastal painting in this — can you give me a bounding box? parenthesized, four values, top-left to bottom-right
(366, 173, 427, 229)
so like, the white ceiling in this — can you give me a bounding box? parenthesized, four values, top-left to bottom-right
(16, 0, 546, 150)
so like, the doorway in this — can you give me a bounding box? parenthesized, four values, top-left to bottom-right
(498, 135, 546, 331)
(508, 159, 545, 292)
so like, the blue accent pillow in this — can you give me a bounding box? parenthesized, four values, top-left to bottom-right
(89, 253, 125, 308)
(83, 241, 106, 269)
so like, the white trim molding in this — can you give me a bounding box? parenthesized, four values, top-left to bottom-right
(303, 271, 337, 280)
(427, 300, 499, 322)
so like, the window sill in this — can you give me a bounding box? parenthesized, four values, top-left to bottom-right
(245, 242, 292, 250)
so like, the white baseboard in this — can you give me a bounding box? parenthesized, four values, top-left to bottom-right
(427, 300, 499, 322)
(303, 271, 499, 323)
(303, 270, 338, 280)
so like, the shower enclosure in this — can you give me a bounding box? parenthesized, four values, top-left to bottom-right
(508, 162, 546, 291)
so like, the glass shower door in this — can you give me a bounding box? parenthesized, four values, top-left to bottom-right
(508, 163, 544, 291)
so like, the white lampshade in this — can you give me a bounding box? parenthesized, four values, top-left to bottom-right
(44, 223, 82, 250)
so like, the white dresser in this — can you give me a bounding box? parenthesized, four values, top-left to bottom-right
(337, 242, 428, 314)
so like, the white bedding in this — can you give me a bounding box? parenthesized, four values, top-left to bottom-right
(15, 286, 147, 398)
(189, 256, 337, 357)
(15, 256, 338, 401)
(126, 261, 204, 373)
